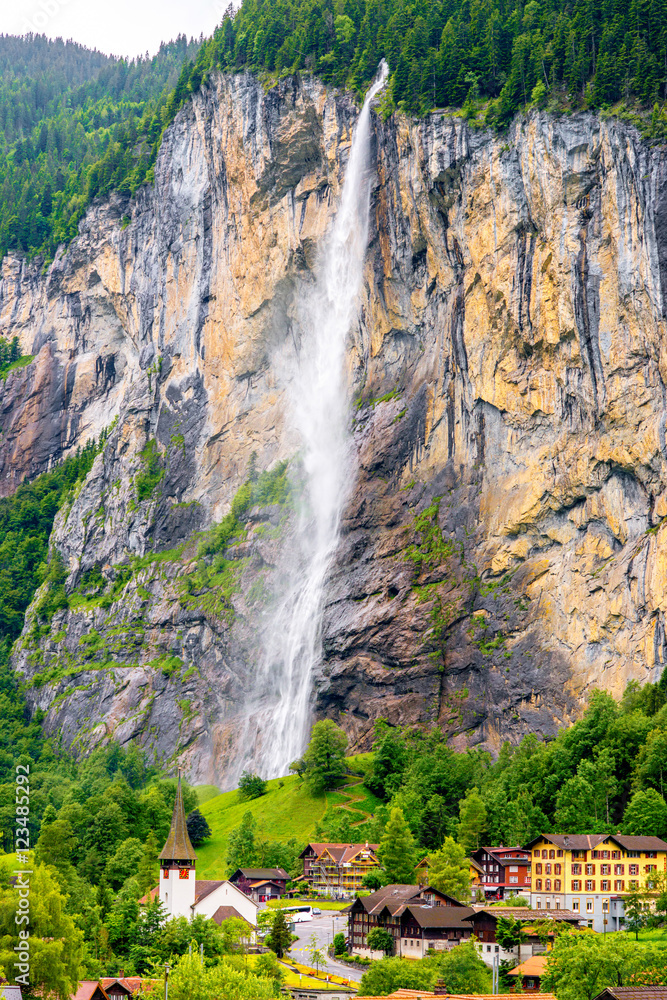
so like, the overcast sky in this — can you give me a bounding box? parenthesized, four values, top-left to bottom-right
(2, 0, 228, 59)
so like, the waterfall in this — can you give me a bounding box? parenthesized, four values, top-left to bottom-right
(238, 62, 389, 782)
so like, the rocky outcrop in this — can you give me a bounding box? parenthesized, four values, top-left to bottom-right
(2, 71, 667, 784)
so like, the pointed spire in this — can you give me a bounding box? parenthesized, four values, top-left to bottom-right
(158, 768, 197, 862)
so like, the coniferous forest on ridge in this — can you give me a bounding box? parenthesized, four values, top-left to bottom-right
(3, 0, 667, 261)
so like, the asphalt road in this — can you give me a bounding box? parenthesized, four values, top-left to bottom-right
(288, 910, 364, 983)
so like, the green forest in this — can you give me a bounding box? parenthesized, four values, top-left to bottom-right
(4, 0, 667, 261)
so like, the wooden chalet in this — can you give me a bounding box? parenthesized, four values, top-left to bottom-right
(228, 867, 289, 902)
(300, 842, 379, 897)
(346, 883, 474, 958)
(464, 906, 581, 966)
(470, 845, 531, 901)
(507, 955, 547, 991)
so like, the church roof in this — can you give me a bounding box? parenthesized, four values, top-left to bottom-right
(158, 771, 197, 862)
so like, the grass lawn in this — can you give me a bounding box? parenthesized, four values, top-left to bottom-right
(632, 928, 667, 944)
(245, 954, 353, 992)
(195, 756, 378, 880)
(195, 784, 222, 804)
(264, 898, 351, 910)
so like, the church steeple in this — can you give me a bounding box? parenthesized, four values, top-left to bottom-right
(159, 769, 197, 863)
(158, 769, 197, 919)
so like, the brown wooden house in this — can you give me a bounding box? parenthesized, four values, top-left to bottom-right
(346, 883, 473, 958)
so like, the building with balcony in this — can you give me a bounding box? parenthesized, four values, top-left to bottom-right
(299, 842, 379, 897)
(470, 845, 532, 900)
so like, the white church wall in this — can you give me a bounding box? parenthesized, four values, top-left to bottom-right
(194, 881, 259, 926)
(159, 866, 195, 920)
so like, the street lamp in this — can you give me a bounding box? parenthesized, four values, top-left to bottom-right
(164, 964, 170, 1000)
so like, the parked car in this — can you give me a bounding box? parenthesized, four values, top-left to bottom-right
(312, 907, 322, 915)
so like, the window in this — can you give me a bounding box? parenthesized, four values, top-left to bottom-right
(628, 850, 640, 858)
(545, 864, 552, 874)
(572, 850, 582, 859)
(629, 880, 638, 890)
(510, 866, 519, 872)
(572, 864, 582, 875)
(614, 880, 625, 891)
(593, 851, 600, 859)
(630, 864, 639, 876)
(646, 865, 658, 873)
(601, 880, 610, 891)
(612, 851, 620, 860)
(586, 864, 595, 876)
(542, 850, 548, 859)
(603, 851, 610, 859)
(614, 865, 624, 876)
(509, 876, 518, 883)
(555, 898, 561, 909)
(572, 880, 581, 891)
(557, 850, 563, 857)
(536, 899, 541, 908)
(586, 880, 595, 892)
(535, 879, 543, 890)
(555, 864, 562, 875)
(546, 899, 551, 909)
(554, 880, 561, 891)
(586, 899, 594, 912)
(601, 865, 610, 876)
(486, 945, 491, 952)
(534, 850, 541, 858)
(535, 863, 542, 874)
(545, 879, 552, 891)
(549, 850, 555, 859)
(646, 851, 658, 859)
(572, 898, 580, 911)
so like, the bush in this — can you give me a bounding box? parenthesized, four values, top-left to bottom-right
(238, 771, 267, 800)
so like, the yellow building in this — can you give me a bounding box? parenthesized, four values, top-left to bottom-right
(524, 834, 667, 932)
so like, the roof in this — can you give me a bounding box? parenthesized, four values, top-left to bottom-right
(211, 905, 254, 926)
(193, 880, 225, 905)
(71, 985, 108, 1000)
(100, 980, 160, 996)
(523, 833, 667, 853)
(354, 992, 557, 1000)
(352, 884, 424, 915)
(469, 858, 485, 873)
(467, 907, 580, 923)
(248, 879, 286, 889)
(523, 834, 608, 851)
(230, 867, 288, 880)
(138, 885, 159, 904)
(402, 904, 475, 928)
(300, 842, 379, 863)
(594, 990, 667, 1000)
(158, 771, 197, 862)
(610, 835, 667, 852)
(507, 955, 547, 977)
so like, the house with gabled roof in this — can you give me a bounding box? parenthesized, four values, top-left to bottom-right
(345, 883, 474, 958)
(228, 867, 289, 901)
(300, 842, 379, 897)
(524, 833, 667, 933)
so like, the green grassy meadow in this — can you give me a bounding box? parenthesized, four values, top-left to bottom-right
(193, 756, 379, 880)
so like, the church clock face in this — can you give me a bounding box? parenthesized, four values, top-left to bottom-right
(179, 869, 190, 879)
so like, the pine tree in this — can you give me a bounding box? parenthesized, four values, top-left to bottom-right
(136, 829, 159, 895)
(458, 787, 487, 852)
(427, 837, 470, 902)
(267, 909, 292, 958)
(377, 807, 416, 883)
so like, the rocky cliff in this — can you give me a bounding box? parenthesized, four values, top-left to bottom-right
(2, 71, 667, 785)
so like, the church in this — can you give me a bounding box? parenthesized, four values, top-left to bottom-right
(145, 772, 259, 928)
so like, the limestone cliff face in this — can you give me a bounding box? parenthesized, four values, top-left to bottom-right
(2, 71, 667, 784)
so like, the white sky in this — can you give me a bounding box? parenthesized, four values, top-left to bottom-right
(2, 0, 228, 59)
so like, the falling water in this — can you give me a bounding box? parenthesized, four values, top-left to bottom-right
(239, 62, 389, 781)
